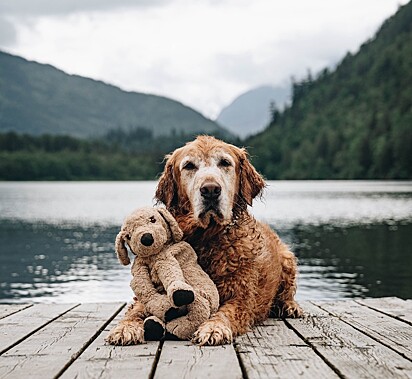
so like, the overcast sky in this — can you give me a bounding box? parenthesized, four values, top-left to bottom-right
(0, 0, 408, 118)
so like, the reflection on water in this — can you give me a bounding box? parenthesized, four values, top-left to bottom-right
(284, 222, 412, 300)
(0, 181, 411, 303)
(0, 221, 133, 303)
(2, 220, 411, 302)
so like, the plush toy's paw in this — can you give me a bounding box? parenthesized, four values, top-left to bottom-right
(165, 305, 188, 322)
(173, 290, 195, 307)
(105, 321, 144, 345)
(168, 281, 195, 306)
(192, 319, 233, 346)
(144, 316, 165, 341)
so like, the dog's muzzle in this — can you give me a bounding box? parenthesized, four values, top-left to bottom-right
(200, 182, 221, 201)
(199, 182, 225, 221)
(200, 183, 221, 212)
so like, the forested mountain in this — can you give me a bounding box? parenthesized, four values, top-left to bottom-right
(0, 51, 227, 138)
(216, 85, 290, 138)
(248, 2, 412, 179)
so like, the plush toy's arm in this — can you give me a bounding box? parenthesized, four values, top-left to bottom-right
(154, 247, 195, 307)
(130, 263, 173, 320)
(153, 252, 186, 288)
(165, 241, 198, 262)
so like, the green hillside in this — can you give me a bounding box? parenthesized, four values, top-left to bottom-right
(248, 2, 412, 179)
(0, 51, 227, 138)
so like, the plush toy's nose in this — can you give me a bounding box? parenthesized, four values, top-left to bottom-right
(141, 233, 154, 246)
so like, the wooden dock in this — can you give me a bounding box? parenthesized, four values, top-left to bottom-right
(0, 297, 411, 378)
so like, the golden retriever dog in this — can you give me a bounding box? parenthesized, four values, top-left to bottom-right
(106, 136, 302, 346)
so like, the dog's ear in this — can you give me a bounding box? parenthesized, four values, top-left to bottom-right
(157, 208, 184, 242)
(155, 155, 177, 208)
(239, 148, 266, 206)
(115, 230, 131, 265)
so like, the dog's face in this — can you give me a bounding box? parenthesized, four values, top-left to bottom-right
(178, 143, 238, 227)
(156, 136, 265, 228)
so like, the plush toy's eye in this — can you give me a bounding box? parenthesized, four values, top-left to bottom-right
(183, 161, 197, 171)
(149, 216, 156, 223)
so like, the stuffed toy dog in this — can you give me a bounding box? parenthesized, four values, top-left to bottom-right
(114, 206, 219, 341)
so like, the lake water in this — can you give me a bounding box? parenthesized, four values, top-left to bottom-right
(0, 181, 411, 303)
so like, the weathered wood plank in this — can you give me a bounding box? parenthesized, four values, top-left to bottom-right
(0, 304, 32, 320)
(316, 300, 412, 360)
(236, 318, 339, 379)
(154, 340, 242, 379)
(286, 302, 412, 378)
(0, 303, 78, 355)
(356, 297, 412, 324)
(0, 302, 125, 379)
(60, 308, 159, 379)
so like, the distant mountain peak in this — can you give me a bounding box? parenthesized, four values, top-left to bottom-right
(216, 85, 291, 138)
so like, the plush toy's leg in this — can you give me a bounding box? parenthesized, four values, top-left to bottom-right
(144, 316, 165, 341)
(166, 296, 210, 340)
(165, 305, 188, 322)
(105, 299, 147, 345)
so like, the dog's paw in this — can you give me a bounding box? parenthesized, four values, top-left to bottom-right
(105, 321, 144, 345)
(192, 319, 233, 346)
(283, 301, 304, 318)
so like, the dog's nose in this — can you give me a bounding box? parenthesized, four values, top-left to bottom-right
(200, 183, 221, 200)
(141, 233, 154, 246)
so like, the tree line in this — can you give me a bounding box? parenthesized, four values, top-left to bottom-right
(0, 132, 159, 180)
(0, 130, 238, 180)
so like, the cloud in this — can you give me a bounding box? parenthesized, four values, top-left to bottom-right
(1, 0, 408, 118)
(0, 0, 169, 16)
(0, 17, 17, 46)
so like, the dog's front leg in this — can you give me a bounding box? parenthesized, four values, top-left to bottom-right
(193, 272, 257, 346)
(193, 299, 256, 345)
(105, 299, 147, 345)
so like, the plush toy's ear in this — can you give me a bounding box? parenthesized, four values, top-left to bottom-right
(155, 155, 177, 208)
(239, 148, 266, 206)
(157, 208, 184, 242)
(115, 230, 131, 265)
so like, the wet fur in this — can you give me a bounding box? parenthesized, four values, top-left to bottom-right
(106, 136, 302, 346)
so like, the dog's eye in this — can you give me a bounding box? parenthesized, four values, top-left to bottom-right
(183, 162, 197, 171)
(218, 159, 232, 168)
(149, 216, 156, 223)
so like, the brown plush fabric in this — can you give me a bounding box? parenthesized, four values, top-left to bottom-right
(105, 207, 219, 344)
